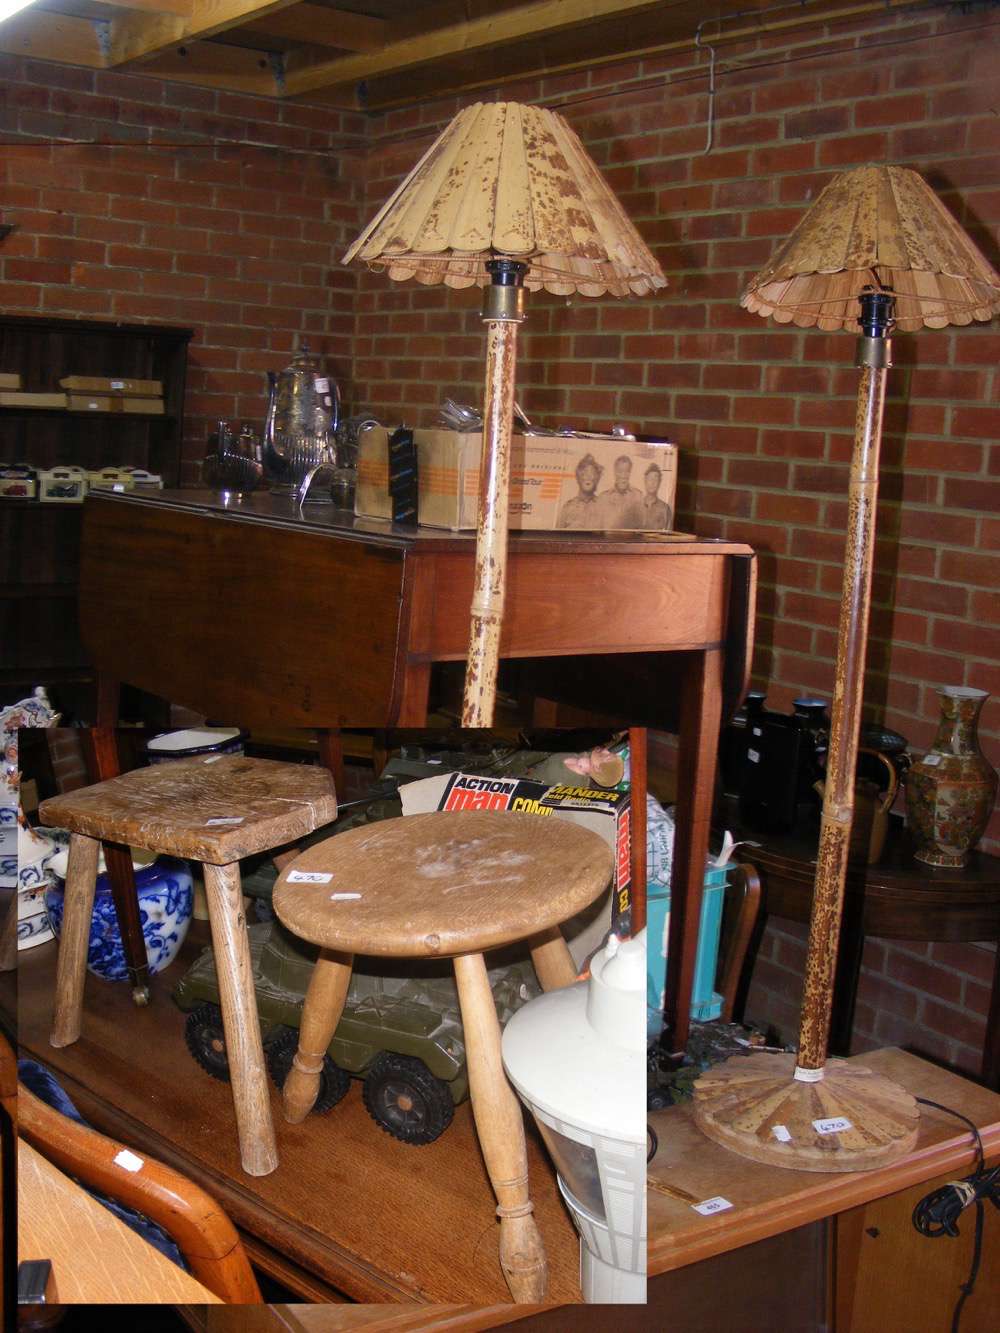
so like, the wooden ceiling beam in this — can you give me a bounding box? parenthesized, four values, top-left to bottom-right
(282, 0, 672, 99)
(140, 42, 282, 94)
(0, 12, 106, 68)
(241, 4, 387, 52)
(105, 1, 300, 67)
(83, 2, 195, 15)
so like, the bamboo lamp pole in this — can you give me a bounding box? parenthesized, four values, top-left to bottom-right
(342, 101, 665, 726)
(694, 165, 1000, 1172)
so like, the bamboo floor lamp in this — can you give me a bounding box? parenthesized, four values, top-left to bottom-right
(694, 165, 1000, 1171)
(343, 101, 665, 726)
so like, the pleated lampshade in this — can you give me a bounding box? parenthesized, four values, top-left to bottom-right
(343, 101, 666, 298)
(742, 164, 1000, 332)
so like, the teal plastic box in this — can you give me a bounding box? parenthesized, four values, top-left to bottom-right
(647, 862, 729, 1039)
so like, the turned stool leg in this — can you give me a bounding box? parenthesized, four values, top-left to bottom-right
(453, 951, 547, 1303)
(283, 948, 354, 1123)
(202, 862, 278, 1177)
(528, 925, 578, 992)
(51, 833, 101, 1048)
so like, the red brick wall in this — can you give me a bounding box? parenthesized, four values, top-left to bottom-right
(1, 57, 368, 481)
(354, 10, 1000, 846)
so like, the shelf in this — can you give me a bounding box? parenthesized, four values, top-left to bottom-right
(1, 313, 190, 693)
(0, 408, 173, 421)
(0, 582, 77, 599)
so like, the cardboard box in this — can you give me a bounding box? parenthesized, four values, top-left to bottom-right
(0, 373, 22, 390)
(0, 391, 67, 409)
(399, 770, 632, 939)
(60, 375, 163, 397)
(356, 425, 677, 531)
(120, 397, 164, 413)
(87, 467, 134, 493)
(0, 466, 36, 499)
(68, 391, 117, 413)
(39, 466, 87, 503)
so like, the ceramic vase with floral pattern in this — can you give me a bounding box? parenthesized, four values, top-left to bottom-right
(906, 686, 997, 868)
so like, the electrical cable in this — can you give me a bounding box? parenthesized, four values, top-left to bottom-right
(911, 1096, 1000, 1333)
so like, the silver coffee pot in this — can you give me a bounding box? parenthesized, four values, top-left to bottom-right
(262, 342, 341, 502)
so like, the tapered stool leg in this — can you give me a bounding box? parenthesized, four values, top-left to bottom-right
(50, 833, 101, 1048)
(528, 926, 577, 992)
(453, 951, 547, 1303)
(202, 861, 278, 1177)
(282, 947, 354, 1124)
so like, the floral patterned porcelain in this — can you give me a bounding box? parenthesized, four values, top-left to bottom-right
(1, 686, 60, 889)
(44, 857, 194, 980)
(16, 815, 61, 949)
(905, 686, 998, 868)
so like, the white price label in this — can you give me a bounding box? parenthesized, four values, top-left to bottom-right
(692, 1196, 732, 1216)
(330, 892, 361, 901)
(813, 1116, 853, 1135)
(205, 816, 244, 826)
(114, 1149, 144, 1172)
(315, 378, 329, 392)
(922, 754, 942, 766)
(112, 483, 125, 491)
(747, 748, 760, 764)
(772, 1124, 792, 1143)
(110, 379, 125, 389)
(286, 870, 333, 884)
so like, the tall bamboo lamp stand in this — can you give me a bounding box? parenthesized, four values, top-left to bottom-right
(694, 165, 1000, 1171)
(342, 101, 665, 726)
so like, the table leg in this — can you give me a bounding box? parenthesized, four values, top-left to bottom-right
(81, 724, 150, 1006)
(50, 834, 100, 1048)
(664, 648, 724, 1057)
(528, 926, 578, 991)
(202, 861, 278, 1177)
(282, 947, 354, 1124)
(453, 951, 547, 1303)
(985, 940, 1000, 1091)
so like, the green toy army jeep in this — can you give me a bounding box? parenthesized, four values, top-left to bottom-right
(172, 919, 541, 1145)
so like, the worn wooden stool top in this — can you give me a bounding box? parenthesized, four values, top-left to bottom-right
(273, 810, 613, 957)
(39, 756, 338, 865)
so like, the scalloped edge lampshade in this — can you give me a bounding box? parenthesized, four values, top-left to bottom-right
(343, 101, 666, 298)
(742, 164, 1000, 332)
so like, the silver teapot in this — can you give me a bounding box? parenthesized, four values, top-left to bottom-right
(262, 342, 341, 502)
(203, 421, 263, 503)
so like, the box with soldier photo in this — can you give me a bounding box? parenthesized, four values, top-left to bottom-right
(356, 424, 677, 532)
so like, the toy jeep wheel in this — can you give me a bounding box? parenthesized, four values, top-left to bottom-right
(184, 1003, 232, 1083)
(362, 1052, 454, 1145)
(265, 1027, 350, 1113)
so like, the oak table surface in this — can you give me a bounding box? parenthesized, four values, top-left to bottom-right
(18, 1138, 222, 1305)
(648, 1046, 1000, 1275)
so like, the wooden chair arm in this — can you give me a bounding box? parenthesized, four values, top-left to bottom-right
(718, 862, 762, 1024)
(17, 1081, 260, 1304)
(0, 1030, 16, 1117)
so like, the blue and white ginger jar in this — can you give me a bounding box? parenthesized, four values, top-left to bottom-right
(45, 857, 193, 980)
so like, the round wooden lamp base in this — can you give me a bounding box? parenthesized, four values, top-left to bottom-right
(692, 1053, 919, 1172)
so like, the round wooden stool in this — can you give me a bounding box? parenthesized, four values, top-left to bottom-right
(39, 755, 338, 1178)
(272, 809, 614, 1303)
